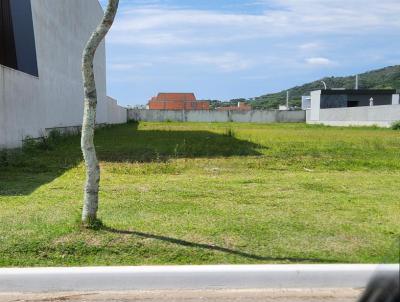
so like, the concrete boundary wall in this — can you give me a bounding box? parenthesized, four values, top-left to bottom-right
(306, 105, 400, 127)
(128, 109, 306, 123)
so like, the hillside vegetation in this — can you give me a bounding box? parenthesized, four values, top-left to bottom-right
(221, 65, 400, 109)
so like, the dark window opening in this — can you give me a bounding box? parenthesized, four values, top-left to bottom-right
(0, 0, 38, 76)
(347, 101, 359, 107)
(0, 0, 17, 69)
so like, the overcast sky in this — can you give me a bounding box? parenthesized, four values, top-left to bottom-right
(99, 0, 400, 106)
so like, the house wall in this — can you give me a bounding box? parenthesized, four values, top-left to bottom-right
(0, 0, 125, 149)
(148, 100, 210, 110)
(309, 90, 321, 121)
(347, 94, 392, 106)
(107, 96, 127, 124)
(128, 109, 306, 123)
(320, 94, 347, 108)
(301, 96, 311, 110)
(306, 105, 400, 127)
(392, 94, 399, 105)
(319, 93, 392, 108)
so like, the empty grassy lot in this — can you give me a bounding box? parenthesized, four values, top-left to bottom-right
(0, 122, 399, 266)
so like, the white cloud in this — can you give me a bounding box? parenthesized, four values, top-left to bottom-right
(186, 52, 253, 72)
(102, 0, 400, 105)
(107, 0, 400, 46)
(305, 57, 335, 66)
(109, 52, 254, 73)
(299, 42, 323, 51)
(110, 62, 153, 71)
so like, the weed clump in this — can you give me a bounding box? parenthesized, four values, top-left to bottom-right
(391, 121, 400, 130)
(224, 128, 236, 138)
(23, 129, 69, 151)
(0, 129, 75, 169)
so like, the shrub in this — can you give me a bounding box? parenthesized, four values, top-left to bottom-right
(22, 136, 41, 152)
(0, 150, 9, 167)
(391, 121, 400, 130)
(47, 129, 63, 141)
(22, 129, 64, 151)
(0, 149, 27, 168)
(127, 119, 139, 124)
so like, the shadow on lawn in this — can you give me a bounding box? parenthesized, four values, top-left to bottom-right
(102, 226, 340, 264)
(95, 122, 263, 162)
(0, 123, 263, 196)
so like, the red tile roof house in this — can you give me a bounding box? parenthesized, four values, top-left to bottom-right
(148, 93, 210, 110)
(217, 102, 252, 111)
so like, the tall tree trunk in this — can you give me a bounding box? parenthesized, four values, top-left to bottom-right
(81, 0, 119, 225)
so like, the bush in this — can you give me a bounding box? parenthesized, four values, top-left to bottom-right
(0, 149, 27, 168)
(0, 150, 9, 167)
(22, 129, 64, 151)
(391, 121, 400, 130)
(127, 119, 139, 124)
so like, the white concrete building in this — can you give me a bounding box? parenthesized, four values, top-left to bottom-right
(0, 0, 126, 148)
(306, 89, 400, 127)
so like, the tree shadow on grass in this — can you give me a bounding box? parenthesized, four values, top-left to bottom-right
(102, 225, 341, 264)
(95, 123, 263, 163)
(0, 123, 263, 196)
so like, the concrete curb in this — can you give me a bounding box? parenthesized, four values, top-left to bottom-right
(0, 264, 398, 293)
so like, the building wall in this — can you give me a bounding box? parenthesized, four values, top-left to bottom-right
(309, 90, 321, 121)
(320, 94, 347, 109)
(148, 92, 210, 110)
(0, 0, 125, 149)
(128, 109, 306, 123)
(217, 102, 252, 111)
(306, 105, 400, 127)
(148, 100, 210, 110)
(347, 94, 392, 106)
(320, 94, 392, 108)
(308, 89, 400, 127)
(106, 96, 127, 124)
(301, 96, 311, 110)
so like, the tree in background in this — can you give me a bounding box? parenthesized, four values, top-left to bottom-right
(81, 0, 119, 226)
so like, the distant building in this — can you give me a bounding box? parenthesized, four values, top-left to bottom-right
(310, 89, 397, 109)
(217, 102, 251, 111)
(148, 93, 210, 110)
(279, 105, 288, 111)
(307, 89, 400, 127)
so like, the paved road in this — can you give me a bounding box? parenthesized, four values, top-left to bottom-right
(2, 265, 396, 292)
(1, 289, 363, 302)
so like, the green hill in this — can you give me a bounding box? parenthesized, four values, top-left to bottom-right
(248, 65, 400, 109)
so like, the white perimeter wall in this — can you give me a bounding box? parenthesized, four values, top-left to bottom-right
(128, 109, 306, 123)
(306, 105, 400, 127)
(0, 0, 126, 149)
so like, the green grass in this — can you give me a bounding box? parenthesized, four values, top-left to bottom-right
(0, 122, 399, 266)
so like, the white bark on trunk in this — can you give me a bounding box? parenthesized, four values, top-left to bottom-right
(81, 0, 119, 225)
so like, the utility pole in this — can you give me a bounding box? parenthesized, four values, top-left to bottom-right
(286, 90, 290, 109)
(355, 75, 359, 90)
